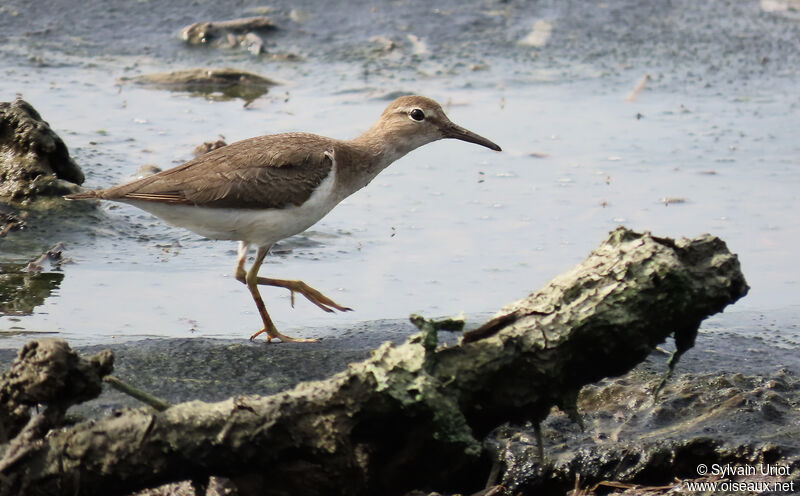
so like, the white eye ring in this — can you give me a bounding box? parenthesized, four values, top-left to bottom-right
(409, 108, 425, 121)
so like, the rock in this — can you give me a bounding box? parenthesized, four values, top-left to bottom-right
(493, 367, 800, 493)
(123, 68, 278, 101)
(660, 196, 687, 205)
(133, 164, 162, 179)
(177, 16, 300, 59)
(760, 0, 800, 20)
(368, 36, 399, 54)
(179, 16, 277, 45)
(239, 32, 265, 55)
(193, 138, 228, 157)
(25, 242, 70, 273)
(0, 98, 84, 201)
(0, 208, 25, 237)
(518, 20, 554, 48)
(407, 34, 429, 56)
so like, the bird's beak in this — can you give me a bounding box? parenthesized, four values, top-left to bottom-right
(442, 122, 502, 152)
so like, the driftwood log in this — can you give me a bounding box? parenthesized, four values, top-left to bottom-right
(0, 227, 748, 495)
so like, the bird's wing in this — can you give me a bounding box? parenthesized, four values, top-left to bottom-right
(96, 133, 335, 210)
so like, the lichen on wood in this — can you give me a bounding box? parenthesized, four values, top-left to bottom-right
(0, 227, 748, 496)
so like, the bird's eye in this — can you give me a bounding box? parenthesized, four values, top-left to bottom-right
(409, 108, 425, 121)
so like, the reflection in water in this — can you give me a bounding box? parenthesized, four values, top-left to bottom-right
(0, 263, 64, 316)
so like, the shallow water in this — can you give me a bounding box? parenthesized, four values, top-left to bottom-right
(0, 0, 798, 352)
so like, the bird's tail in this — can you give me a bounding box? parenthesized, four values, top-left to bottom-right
(64, 190, 100, 200)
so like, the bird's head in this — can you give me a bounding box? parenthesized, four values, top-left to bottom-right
(370, 95, 502, 157)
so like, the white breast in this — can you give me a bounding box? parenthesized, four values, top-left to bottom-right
(124, 165, 342, 247)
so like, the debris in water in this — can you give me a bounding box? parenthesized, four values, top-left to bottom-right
(518, 20, 554, 48)
(625, 74, 651, 102)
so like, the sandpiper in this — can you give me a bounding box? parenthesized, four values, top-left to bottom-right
(67, 96, 501, 342)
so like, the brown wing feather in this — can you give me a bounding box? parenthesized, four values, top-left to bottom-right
(93, 133, 334, 210)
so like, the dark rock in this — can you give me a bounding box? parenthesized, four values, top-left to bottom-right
(0, 98, 84, 201)
(0, 208, 25, 237)
(493, 368, 800, 494)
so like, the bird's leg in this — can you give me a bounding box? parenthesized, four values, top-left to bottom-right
(233, 241, 345, 338)
(254, 276, 353, 313)
(244, 246, 318, 343)
(236, 241, 351, 313)
(234, 241, 250, 284)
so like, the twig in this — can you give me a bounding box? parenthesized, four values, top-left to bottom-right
(410, 314, 465, 372)
(533, 421, 544, 463)
(103, 375, 172, 412)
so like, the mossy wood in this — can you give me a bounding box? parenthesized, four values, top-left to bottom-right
(0, 227, 748, 495)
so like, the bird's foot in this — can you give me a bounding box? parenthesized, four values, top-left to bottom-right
(288, 282, 353, 313)
(257, 277, 353, 313)
(249, 326, 319, 343)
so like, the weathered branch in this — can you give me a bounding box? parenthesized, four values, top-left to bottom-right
(0, 227, 748, 496)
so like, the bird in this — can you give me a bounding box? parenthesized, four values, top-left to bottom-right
(66, 95, 502, 343)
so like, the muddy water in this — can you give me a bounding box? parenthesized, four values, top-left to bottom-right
(0, 0, 798, 355)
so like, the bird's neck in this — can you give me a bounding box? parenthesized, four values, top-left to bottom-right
(328, 126, 410, 198)
(350, 121, 430, 170)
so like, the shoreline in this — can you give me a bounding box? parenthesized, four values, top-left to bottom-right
(2, 315, 798, 494)
(2, 312, 798, 417)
